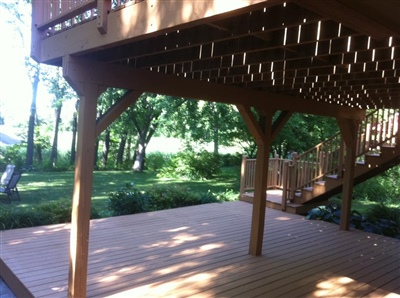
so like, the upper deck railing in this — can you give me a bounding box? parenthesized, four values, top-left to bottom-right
(32, 0, 143, 35)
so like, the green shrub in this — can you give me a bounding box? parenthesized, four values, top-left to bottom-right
(352, 178, 390, 202)
(147, 185, 201, 210)
(365, 203, 400, 223)
(306, 203, 400, 238)
(108, 183, 151, 216)
(146, 152, 171, 171)
(220, 153, 242, 167)
(107, 183, 237, 216)
(0, 199, 100, 230)
(159, 149, 222, 180)
(0, 144, 26, 170)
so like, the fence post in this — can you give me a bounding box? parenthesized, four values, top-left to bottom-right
(318, 151, 324, 179)
(282, 161, 289, 211)
(273, 154, 279, 187)
(290, 152, 298, 199)
(240, 155, 247, 195)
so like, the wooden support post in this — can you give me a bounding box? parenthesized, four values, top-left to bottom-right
(337, 118, 360, 231)
(273, 154, 279, 187)
(97, 0, 111, 34)
(240, 155, 247, 196)
(282, 161, 289, 211)
(249, 112, 273, 256)
(290, 152, 298, 199)
(67, 83, 100, 298)
(249, 140, 270, 255)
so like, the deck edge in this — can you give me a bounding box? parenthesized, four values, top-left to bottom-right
(0, 257, 34, 298)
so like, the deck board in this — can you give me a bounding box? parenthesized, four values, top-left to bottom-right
(1, 201, 399, 297)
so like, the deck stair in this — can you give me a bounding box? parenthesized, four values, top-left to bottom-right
(240, 109, 400, 213)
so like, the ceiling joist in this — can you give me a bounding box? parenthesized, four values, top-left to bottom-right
(63, 56, 365, 120)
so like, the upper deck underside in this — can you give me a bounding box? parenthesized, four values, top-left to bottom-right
(31, 0, 400, 111)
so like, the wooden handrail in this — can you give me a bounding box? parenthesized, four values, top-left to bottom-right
(32, 0, 141, 34)
(240, 109, 399, 201)
(35, 0, 97, 31)
(292, 109, 399, 191)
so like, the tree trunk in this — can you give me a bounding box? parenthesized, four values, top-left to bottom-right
(50, 103, 63, 166)
(36, 143, 42, 164)
(212, 103, 219, 155)
(116, 131, 127, 166)
(102, 129, 110, 167)
(132, 143, 146, 172)
(94, 138, 99, 168)
(26, 68, 40, 168)
(70, 100, 79, 165)
(126, 135, 132, 162)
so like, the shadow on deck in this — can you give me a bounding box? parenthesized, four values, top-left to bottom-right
(1, 201, 399, 297)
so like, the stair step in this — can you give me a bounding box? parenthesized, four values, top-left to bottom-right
(303, 187, 313, 192)
(366, 153, 381, 157)
(315, 181, 325, 186)
(325, 174, 339, 179)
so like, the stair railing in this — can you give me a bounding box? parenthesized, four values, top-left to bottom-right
(357, 109, 399, 160)
(289, 109, 399, 197)
(240, 155, 290, 195)
(240, 109, 399, 203)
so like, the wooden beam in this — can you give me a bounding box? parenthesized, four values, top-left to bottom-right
(67, 83, 101, 298)
(236, 104, 269, 146)
(96, 89, 143, 136)
(295, 0, 396, 40)
(63, 56, 366, 120)
(31, 0, 46, 62)
(97, 0, 111, 35)
(249, 110, 273, 256)
(337, 118, 360, 230)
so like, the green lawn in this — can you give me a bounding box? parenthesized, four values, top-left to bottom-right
(3, 167, 241, 213)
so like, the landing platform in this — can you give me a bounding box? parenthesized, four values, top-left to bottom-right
(240, 189, 325, 214)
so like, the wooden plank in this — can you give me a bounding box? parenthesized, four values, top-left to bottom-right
(1, 202, 399, 298)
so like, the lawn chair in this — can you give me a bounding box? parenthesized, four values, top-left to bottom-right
(0, 172, 21, 203)
(1, 164, 15, 185)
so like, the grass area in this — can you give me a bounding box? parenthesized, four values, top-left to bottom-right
(1, 167, 241, 215)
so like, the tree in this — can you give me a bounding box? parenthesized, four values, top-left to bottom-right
(272, 113, 338, 158)
(0, 1, 42, 168)
(164, 100, 254, 156)
(70, 99, 79, 165)
(45, 67, 75, 166)
(126, 93, 185, 172)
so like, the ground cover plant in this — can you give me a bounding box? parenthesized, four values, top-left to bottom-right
(0, 166, 240, 230)
(305, 168, 400, 239)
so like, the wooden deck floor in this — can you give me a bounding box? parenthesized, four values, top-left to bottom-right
(1, 201, 399, 297)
